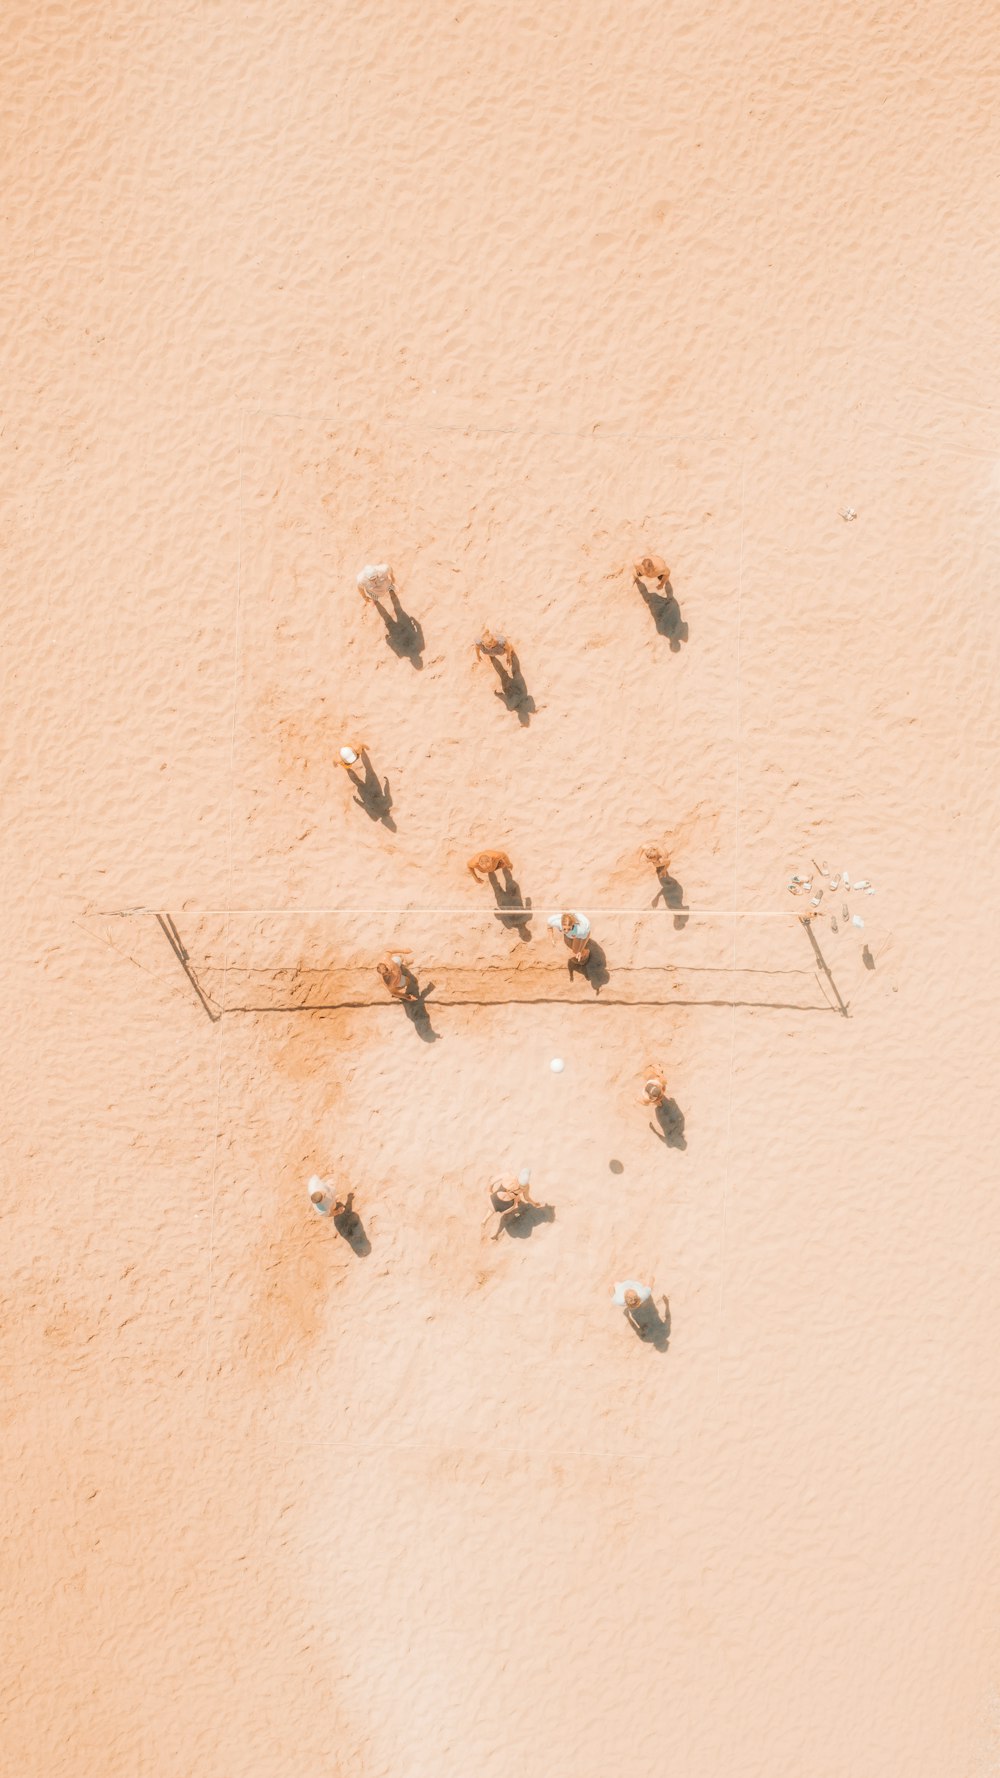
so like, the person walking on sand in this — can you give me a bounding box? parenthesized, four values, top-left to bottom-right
(484, 1169, 540, 1240)
(356, 563, 395, 603)
(308, 1175, 343, 1217)
(638, 1065, 667, 1108)
(473, 627, 515, 669)
(467, 848, 513, 882)
(613, 1279, 654, 1335)
(377, 950, 418, 1001)
(547, 909, 591, 967)
(632, 555, 670, 590)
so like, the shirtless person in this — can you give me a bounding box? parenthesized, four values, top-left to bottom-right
(467, 849, 513, 882)
(473, 628, 515, 669)
(638, 1065, 668, 1108)
(633, 554, 670, 590)
(642, 844, 672, 878)
(356, 563, 395, 603)
(485, 1170, 540, 1240)
(376, 950, 418, 1001)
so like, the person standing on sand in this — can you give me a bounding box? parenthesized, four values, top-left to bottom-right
(638, 1065, 668, 1108)
(338, 740, 369, 771)
(377, 950, 418, 1001)
(547, 909, 591, 967)
(308, 1176, 340, 1216)
(612, 1280, 654, 1335)
(467, 849, 513, 882)
(484, 1169, 541, 1240)
(642, 844, 671, 877)
(473, 628, 515, 669)
(632, 555, 670, 590)
(356, 563, 395, 603)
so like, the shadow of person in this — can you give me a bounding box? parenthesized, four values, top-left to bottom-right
(333, 1193, 371, 1257)
(632, 1294, 671, 1351)
(649, 1097, 687, 1150)
(652, 867, 689, 930)
(401, 978, 440, 1043)
(571, 939, 610, 994)
(500, 1202, 555, 1240)
(490, 651, 536, 725)
(637, 579, 689, 652)
(373, 589, 425, 669)
(349, 755, 396, 830)
(490, 868, 533, 941)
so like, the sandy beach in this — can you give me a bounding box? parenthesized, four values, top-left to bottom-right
(4, 4, 1000, 1773)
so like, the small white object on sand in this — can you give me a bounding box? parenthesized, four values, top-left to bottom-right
(550, 1057, 565, 1073)
(852, 914, 865, 929)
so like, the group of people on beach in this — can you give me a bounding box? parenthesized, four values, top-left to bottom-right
(312, 556, 679, 1341)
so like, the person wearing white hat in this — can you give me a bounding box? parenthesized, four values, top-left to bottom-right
(356, 563, 395, 603)
(337, 739, 368, 771)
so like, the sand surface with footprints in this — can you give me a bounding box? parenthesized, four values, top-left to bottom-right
(4, 4, 1000, 1775)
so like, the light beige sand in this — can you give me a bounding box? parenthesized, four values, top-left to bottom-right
(5, 4, 1000, 1774)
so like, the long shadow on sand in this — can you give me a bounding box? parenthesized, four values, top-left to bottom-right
(490, 652, 536, 725)
(651, 866, 689, 930)
(637, 580, 688, 652)
(333, 1195, 372, 1257)
(490, 868, 533, 940)
(400, 979, 440, 1043)
(628, 1294, 671, 1351)
(348, 754, 396, 830)
(648, 1097, 687, 1151)
(569, 939, 610, 995)
(372, 588, 425, 668)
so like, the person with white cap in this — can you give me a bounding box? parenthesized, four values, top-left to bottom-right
(337, 738, 369, 772)
(484, 1169, 541, 1240)
(612, 1280, 654, 1335)
(356, 563, 395, 603)
(547, 909, 591, 967)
